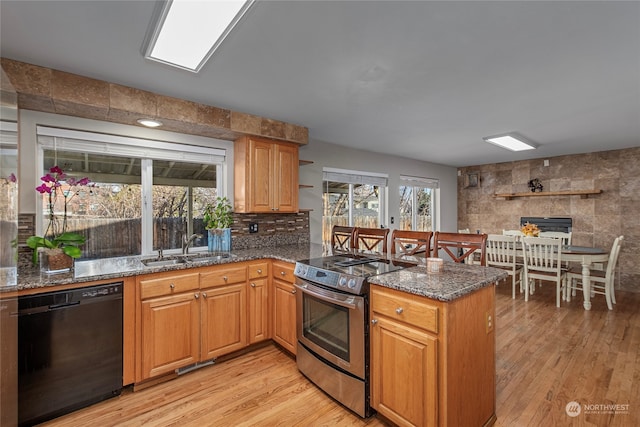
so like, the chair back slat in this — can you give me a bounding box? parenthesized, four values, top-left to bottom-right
(354, 227, 389, 254)
(538, 231, 572, 246)
(331, 226, 355, 252)
(433, 232, 487, 266)
(522, 237, 562, 272)
(390, 230, 432, 256)
(486, 234, 517, 267)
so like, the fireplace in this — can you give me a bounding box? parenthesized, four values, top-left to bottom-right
(520, 217, 572, 233)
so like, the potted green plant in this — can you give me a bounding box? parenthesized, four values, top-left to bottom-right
(26, 166, 91, 272)
(203, 196, 233, 253)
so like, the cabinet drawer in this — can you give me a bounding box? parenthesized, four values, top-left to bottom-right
(371, 287, 439, 334)
(139, 273, 199, 300)
(200, 265, 247, 287)
(248, 262, 269, 279)
(272, 261, 295, 284)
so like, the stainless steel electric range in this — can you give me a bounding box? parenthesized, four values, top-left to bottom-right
(293, 253, 414, 418)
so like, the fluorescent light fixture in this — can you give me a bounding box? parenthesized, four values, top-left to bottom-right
(137, 118, 163, 128)
(482, 133, 537, 151)
(144, 0, 255, 72)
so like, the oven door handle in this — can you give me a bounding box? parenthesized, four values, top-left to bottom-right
(295, 283, 359, 310)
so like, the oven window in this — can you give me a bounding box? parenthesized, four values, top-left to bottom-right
(302, 293, 350, 362)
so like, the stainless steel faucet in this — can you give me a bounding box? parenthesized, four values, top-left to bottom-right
(182, 233, 202, 254)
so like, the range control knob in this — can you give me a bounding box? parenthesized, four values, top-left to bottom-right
(338, 276, 348, 287)
(347, 278, 357, 289)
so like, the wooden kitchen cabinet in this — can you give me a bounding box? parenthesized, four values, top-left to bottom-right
(200, 283, 247, 359)
(271, 261, 297, 354)
(370, 291, 438, 427)
(234, 136, 299, 213)
(137, 261, 277, 382)
(138, 272, 200, 381)
(200, 265, 248, 359)
(248, 262, 270, 344)
(370, 284, 496, 427)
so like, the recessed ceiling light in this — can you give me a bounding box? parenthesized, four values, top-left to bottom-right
(143, 0, 255, 73)
(137, 118, 163, 128)
(482, 133, 537, 151)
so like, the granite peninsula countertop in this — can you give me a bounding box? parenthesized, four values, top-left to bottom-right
(10, 245, 507, 303)
(12, 243, 327, 292)
(368, 260, 508, 302)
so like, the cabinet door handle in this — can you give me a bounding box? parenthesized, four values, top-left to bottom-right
(169, 283, 175, 289)
(223, 276, 228, 281)
(396, 307, 404, 314)
(371, 319, 378, 325)
(202, 292, 207, 298)
(250, 283, 256, 288)
(291, 289, 297, 294)
(257, 269, 262, 274)
(194, 293, 199, 299)
(280, 271, 286, 276)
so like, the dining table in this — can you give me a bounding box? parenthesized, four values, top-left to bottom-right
(476, 239, 609, 310)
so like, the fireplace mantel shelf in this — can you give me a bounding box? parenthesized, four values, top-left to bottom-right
(493, 189, 602, 200)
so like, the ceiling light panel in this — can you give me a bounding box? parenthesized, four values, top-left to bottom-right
(145, 0, 254, 72)
(483, 134, 537, 151)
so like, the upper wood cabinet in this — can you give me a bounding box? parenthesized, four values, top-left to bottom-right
(235, 136, 299, 213)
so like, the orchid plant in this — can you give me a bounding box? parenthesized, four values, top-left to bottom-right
(26, 166, 92, 264)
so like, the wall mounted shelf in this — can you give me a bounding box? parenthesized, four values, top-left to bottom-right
(493, 189, 602, 200)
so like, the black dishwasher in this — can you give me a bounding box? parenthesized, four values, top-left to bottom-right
(18, 282, 123, 426)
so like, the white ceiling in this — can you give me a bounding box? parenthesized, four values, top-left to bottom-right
(1, 0, 639, 167)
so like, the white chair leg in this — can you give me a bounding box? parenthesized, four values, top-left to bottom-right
(604, 280, 613, 310)
(556, 280, 561, 308)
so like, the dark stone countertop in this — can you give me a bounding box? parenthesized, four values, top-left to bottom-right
(368, 259, 508, 301)
(11, 243, 328, 292)
(9, 245, 506, 302)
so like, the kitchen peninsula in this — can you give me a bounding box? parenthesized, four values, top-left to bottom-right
(369, 262, 506, 426)
(11, 245, 506, 427)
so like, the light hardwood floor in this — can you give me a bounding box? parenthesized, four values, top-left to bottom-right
(41, 281, 639, 427)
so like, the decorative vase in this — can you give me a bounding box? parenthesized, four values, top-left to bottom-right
(208, 228, 232, 254)
(39, 248, 73, 274)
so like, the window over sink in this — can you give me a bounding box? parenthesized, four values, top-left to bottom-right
(37, 126, 226, 259)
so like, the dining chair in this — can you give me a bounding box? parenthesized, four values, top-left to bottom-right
(502, 229, 524, 242)
(331, 225, 355, 252)
(539, 231, 573, 268)
(353, 227, 390, 254)
(565, 236, 624, 310)
(390, 230, 433, 256)
(432, 232, 487, 266)
(486, 234, 523, 299)
(539, 231, 572, 246)
(521, 236, 567, 307)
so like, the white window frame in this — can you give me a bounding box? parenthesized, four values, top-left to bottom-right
(36, 126, 228, 257)
(323, 167, 389, 228)
(399, 175, 439, 231)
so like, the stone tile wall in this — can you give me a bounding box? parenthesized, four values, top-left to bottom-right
(458, 147, 639, 292)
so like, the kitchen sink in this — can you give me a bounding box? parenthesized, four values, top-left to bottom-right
(141, 258, 187, 268)
(185, 253, 237, 263)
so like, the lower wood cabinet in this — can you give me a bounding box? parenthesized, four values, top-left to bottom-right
(137, 261, 271, 382)
(370, 284, 496, 427)
(271, 261, 297, 354)
(200, 283, 247, 359)
(370, 314, 437, 427)
(139, 273, 200, 380)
